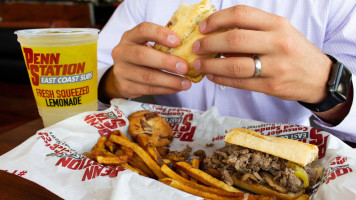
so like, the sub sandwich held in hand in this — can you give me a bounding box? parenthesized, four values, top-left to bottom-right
(204, 128, 323, 200)
(154, 0, 220, 83)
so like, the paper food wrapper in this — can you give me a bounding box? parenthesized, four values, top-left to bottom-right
(1, 99, 355, 200)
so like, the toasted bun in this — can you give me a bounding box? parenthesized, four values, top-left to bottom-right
(224, 128, 319, 167)
(154, 0, 218, 83)
(232, 176, 305, 200)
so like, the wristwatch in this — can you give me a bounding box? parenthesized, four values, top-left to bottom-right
(298, 55, 352, 112)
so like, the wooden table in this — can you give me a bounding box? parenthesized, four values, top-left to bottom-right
(0, 118, 355, 199)
(0, 119, 62, 200)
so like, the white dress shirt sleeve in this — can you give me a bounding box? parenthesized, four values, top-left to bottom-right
(97, 0, 147, 85)
(315, 1, 356, 142)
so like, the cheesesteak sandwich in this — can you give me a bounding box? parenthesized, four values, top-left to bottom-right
(204, 128, 323, 200)
(154, 0, 220, 83)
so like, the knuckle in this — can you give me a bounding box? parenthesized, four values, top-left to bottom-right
(232, 78, 246, 89)
(137, 22, 149, 35)
(146, 86, 155, 95)
(275, 34, 295, 54)
(160, 55, 172, 69)
(122, 30, 130, 39)
(275, 16, 291, 29)
(142, 71, 154, 83)
(232, 5, 249, 19)
(276, 63, 288, 77)
(226, 30, 246, 49)
(111, 45, 123, 59)
(135, 48, 147, 63)
(266, 80, 283, 94)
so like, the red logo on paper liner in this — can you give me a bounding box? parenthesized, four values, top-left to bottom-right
(55, 157, 125, 181)
(84, 108, 127, 137)
(324, 156, 353, 184)
(37, 131, 126, 181)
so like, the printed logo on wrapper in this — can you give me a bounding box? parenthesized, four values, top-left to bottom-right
(22, 45, 97, 108)
(84, 108, 127, 137)
(323, 156, 353, 184)
(37, 131, 126, 181)
(141, 104, 197, 142)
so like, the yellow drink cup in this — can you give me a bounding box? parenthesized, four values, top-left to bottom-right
(15, 28, 99, 127)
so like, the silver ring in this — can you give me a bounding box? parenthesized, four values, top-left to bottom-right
(252, 55, 262, 77)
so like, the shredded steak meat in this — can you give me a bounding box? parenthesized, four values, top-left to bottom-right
(203, 144, 313, 193)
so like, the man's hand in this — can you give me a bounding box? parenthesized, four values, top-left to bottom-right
(192, 5, 332, 104)
(102, 22, 191, 100)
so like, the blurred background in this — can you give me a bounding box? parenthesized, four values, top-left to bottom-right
(0, 0, 121, 133)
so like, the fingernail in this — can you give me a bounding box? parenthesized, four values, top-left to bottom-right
(193, 41, 200, 53)
(194, 59, 201, 71)
(181, 79, 191, 90)
(200, 20, 207, 32)
(176, 62, 186, 74)
(206, 74, 214, 80)
(167, 34, 178, 44)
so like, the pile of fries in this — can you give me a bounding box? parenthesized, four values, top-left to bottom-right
(84, 129, 274, 200)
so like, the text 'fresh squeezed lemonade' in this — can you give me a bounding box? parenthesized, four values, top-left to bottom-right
(15, 28, 99, 127)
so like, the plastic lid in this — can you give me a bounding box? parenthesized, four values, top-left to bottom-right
(15, 28, 100, 37)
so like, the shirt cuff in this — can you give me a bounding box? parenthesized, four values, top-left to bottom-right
(313, 74, 356, 143)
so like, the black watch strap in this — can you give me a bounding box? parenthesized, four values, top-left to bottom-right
(298, 55, 352, 112)
(298, 95, 341, 112)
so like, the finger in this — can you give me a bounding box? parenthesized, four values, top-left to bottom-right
(121, 79, 182, 99)
(123, 63, 192, 91)
(125, 22, 180, 47)
(200, 5, 281, 34)
(193, 29, 272, 55)
(206, 74, 268, 94)
(123, 44, 189, 74)
(194, 57, 256, 78)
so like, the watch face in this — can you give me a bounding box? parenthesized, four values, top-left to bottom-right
(335, 65, 352, 102)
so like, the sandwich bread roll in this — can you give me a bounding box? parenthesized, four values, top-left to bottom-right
(154, 0, 219, 83)
(225, 128, 319, 167)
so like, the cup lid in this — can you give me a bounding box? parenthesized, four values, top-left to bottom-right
(15, 28, 100, 36)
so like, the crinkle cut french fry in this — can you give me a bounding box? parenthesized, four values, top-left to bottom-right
(161, 165, 248, 198)
(109, 134, 166, 179)
(160, 178, 240, 200)
(175, 162, 241, 193)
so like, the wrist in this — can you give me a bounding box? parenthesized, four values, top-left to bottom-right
(298, 55, 353, 112)
(98, 66, 125, 104)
